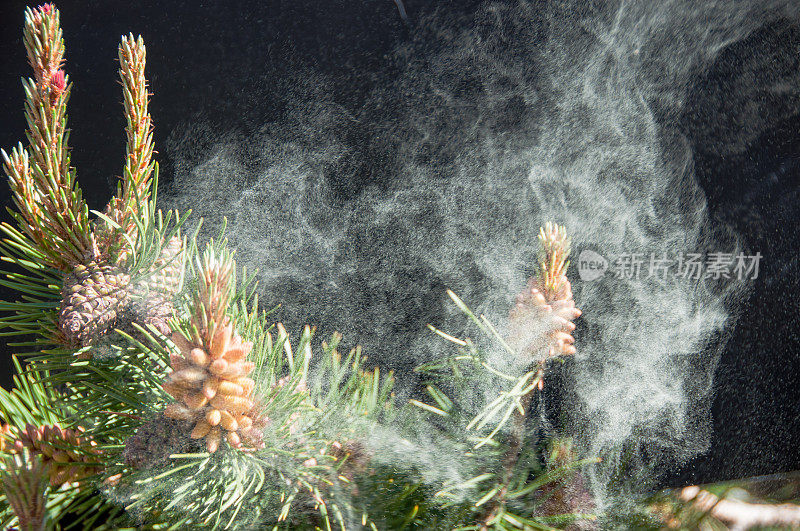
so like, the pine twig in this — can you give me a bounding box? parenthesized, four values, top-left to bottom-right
(3, 4, 91, 270)
(482, 223, 582, 529)
(679, 486, 800, 530)
(99, 34, 156, 260)
(119, 35, 155, 210)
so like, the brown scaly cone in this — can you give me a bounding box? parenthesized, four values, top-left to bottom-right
(143, 236, 184, 298)
(129, 235, 184, 336)
(58, 250, 131, 347)
(508, 222, 582, 365)
(58, 234, 183, 346)
(14, 423, 101, 486)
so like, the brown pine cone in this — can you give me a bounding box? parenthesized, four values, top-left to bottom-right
(131, 235, 183, 301)
(129, 235, 185, 335)
(58, 260, 131, 347)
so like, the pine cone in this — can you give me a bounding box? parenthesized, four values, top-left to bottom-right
(15, 423, 101, 486)
(139, 236, 183, 299)
(123, 414, 199, 469)
(129, 236, 184, 335)
(162, 323, 262, 453)
(58, 259, 131, 347)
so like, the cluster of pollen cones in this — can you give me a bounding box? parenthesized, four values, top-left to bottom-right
(508, 274, 581, 359)
(163, 322, 265, 452)
(508, 223, 581, 362)
(13, 423, 100, 486)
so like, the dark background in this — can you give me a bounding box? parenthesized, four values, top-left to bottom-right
(0, 0, 798, 489)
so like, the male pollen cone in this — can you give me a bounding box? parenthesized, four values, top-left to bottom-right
(163, 321, 264, 452)
(15, 423, 101, 486)
(508, 223, 581, 361)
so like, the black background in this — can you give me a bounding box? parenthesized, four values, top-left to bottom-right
(0, 0, 798, 490)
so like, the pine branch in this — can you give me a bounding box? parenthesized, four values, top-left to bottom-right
(119, 35, 155, 215)
(1, 5, 614, 529)
(2, 6, 181, 352)
(0, 5, 390, 529)
(98, 34, 156, 261)
(0, 357, 126, 529)
(108, 233, 395, 527)
(3, 4, 91, 271)
(414, 224, 593, 530)
(1, 449, 49, 531)
(482, 223, 583, 528)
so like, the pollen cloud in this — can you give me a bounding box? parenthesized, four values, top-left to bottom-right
(163, 0, 800, 503)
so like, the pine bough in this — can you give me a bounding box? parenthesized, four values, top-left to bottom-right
(0, 4, 618, 530)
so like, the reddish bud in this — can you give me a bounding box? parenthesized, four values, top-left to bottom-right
(39, 3, 54, 15)
(51, 70, 66, 92)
